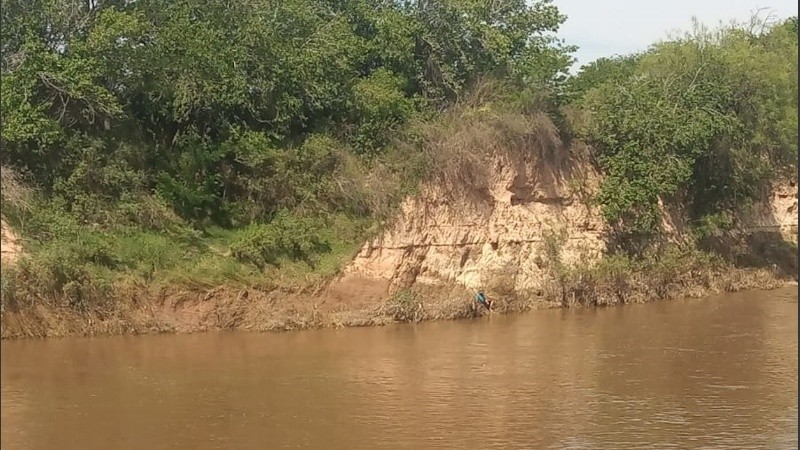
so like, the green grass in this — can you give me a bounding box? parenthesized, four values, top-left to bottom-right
(2, 199, 375, 310)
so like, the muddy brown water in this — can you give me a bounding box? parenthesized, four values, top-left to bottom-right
(1, 287, 797, 450)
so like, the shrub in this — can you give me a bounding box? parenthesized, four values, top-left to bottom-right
(12, 235, 117, 310)
(384, 289, 423, 322)
(393, 81, 562, 203)
(575, 17, 797, 242)
(230, 212, 332, 269)
(691, 212, 736, 241)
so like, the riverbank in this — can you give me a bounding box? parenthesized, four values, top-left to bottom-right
(2, 161, 797, 339)
(1, 249, 794, 339)
(2, 10, 797, 341)
(2, 161, 795, 339)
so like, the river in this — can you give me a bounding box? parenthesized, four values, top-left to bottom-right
(1, 287, 797, 449)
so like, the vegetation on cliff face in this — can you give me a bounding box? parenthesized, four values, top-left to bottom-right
(567, 16, 798, 247)
(0, 1, 796, 321)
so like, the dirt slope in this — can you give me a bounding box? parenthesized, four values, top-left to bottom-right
(737, 181, 798, 241)
(340, 146, 607, 295)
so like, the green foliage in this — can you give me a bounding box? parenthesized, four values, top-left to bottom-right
(2, 0, 574, 232)
(385, 288, 423, 322)
(0, 0, 570, 239)
(352, 68, 418, 153)
(572, 17, 798, 244)
(563, 54, 642, 102)
(9, 216, 118, 309)
(554, 243, 727, 307)
(408, 0, 573, 101)
(154, 129, 227, 223)
(542, 226, 568, 276)
(690, 211, 736, 241)
(230, 212, 332, 269)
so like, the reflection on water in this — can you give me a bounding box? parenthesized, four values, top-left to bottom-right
(2, 287, 797, 449)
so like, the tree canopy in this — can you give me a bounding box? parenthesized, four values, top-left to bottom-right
(2, 0, 574, 227)
(570, 16, 798, 241)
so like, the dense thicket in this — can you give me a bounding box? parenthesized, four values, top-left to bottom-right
(2, 0, 572, 228)
(568, 16, 798, 246)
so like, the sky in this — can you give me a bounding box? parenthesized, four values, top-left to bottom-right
(553, 0, 798, 72)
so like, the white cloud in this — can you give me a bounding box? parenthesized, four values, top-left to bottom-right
(553, 0, 798, 71)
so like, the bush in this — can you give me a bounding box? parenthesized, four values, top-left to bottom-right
(552, 243, 728, 307)
(114, 232, 188, 277)
(384, 289, 423, 322)
(351, 68, 418, 154)
(12, 234, 117, 310)
(691, 212, 736, 241)
(394, 81, 561, 203)
(230, 212, 332, 269)
(574, 17, 798, 240)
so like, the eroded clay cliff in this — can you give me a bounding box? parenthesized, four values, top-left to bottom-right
(341, 147, 798, 296)
(737, 181, 798, 241)
(342, 143, 609, 295)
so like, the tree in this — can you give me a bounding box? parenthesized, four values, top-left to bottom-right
(574, 16, 798, 244)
